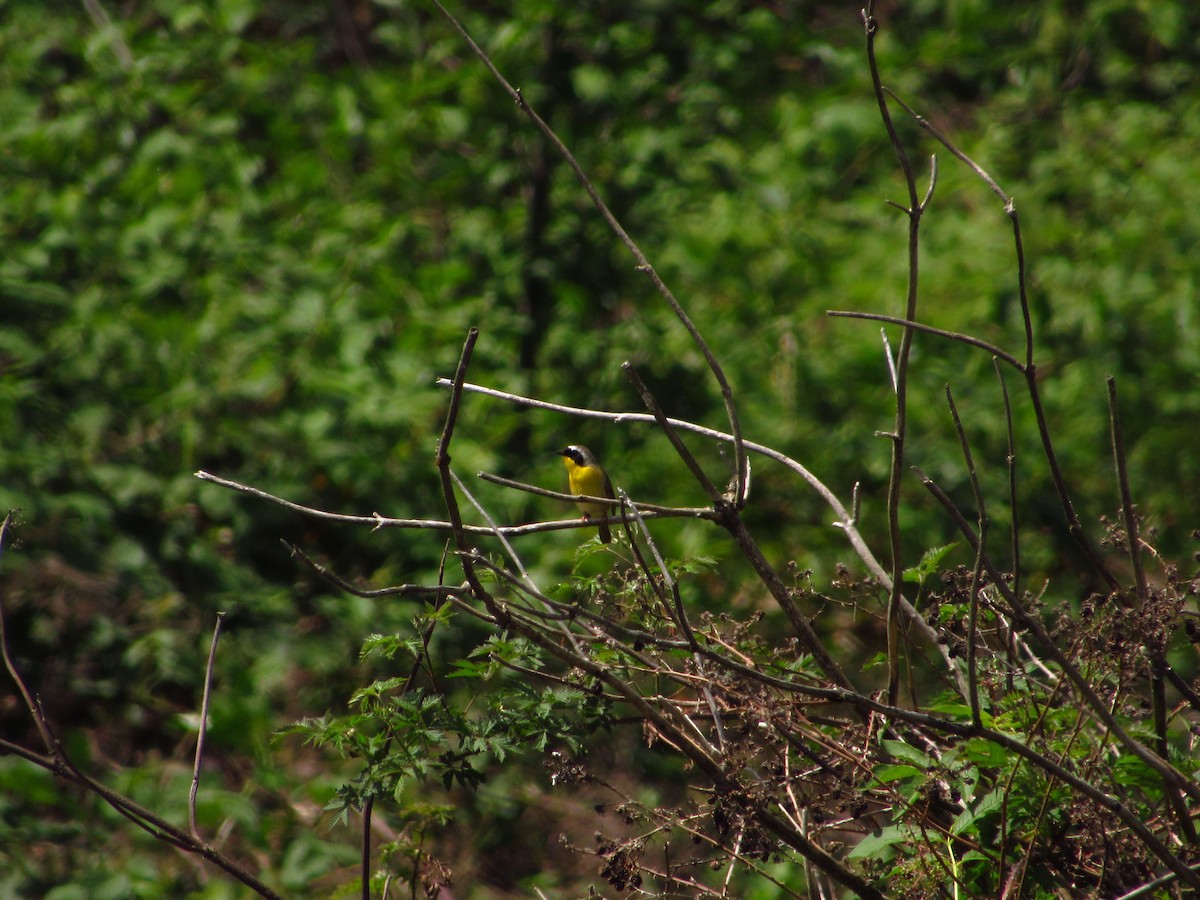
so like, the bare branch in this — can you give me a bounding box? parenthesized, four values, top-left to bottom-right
(993, 359, 1022, 670)
(477, 470, 712, 519)
(944, 385, 987, 727)
(438, 379, 967, 693)
(433, 328, 500, 616)
(0, 513, 60, 759)
(284, 541, 465, 600)
(1106, 377, 1148, 603)
(864, 0, 926, 707)
(827, 310, 1025, 371)
(190, 612, 226, 839)
(199, 469, 697, 538)
(879, 83, 1120, 592)
(622, 362, 723, 503)
(427, 0, 749, 506)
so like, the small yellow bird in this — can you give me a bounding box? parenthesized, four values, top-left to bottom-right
(557, 445, 615, 543)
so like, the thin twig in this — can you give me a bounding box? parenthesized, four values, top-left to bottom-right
(618, 490, 696, 646)
(199, 469, 694, 537)
(864, 0, 925, 707)
(827, 310, 1024, 371)
(993, 359, 1022, 691)
(451, 470, 586, 654)
(945, 386, 987, 726)
(881, 328, 898, 393)
(190, 612, 226, 839)
(1024, 374, 1121, 590)
(433, 328, 500, 617)
(862, 4, 919, 210)
(195, 470, 426, 528)
(477, 470, 712, 519)
(460, 554, 573, 622)
(1106, 377, 1148, 603)
(451, 470, 536, 590)
(284, 541, 465, 600)
(618, 491, 727, 750)
(622, 362, 723, 502)
(616, 493, 673, 609)
(883, 87, 1008, 205)
(0, 513, 59, 758)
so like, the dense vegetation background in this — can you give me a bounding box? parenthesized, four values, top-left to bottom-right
(2, 0, 1198, 896)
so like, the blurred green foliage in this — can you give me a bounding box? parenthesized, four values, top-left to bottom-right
(1, 0, 1198, 895)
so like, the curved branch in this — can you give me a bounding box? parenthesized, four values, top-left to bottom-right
(827, 310, 1024, 371)
(427, 0, 749, 507)
(434, 379, 969, 696)
(880, 83, 1119, 592)
(198, 470, 703, 536)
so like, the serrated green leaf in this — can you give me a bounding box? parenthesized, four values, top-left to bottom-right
(903, 543, 959, 585)
(873, 763, 924, 785)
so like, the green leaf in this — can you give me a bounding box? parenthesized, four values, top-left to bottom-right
(950, 788, 1005, 836)
(847, 823, 920, 860)
(953, 737, 1014, 769)
(873, 763, 925, 785)
(881, 739, 932, 768)
(903, 543, 959, 585)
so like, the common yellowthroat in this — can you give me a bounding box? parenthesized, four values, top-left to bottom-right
(557, 445, 615, 543)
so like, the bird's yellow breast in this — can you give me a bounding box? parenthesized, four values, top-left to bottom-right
(562, 457, 607, 501)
